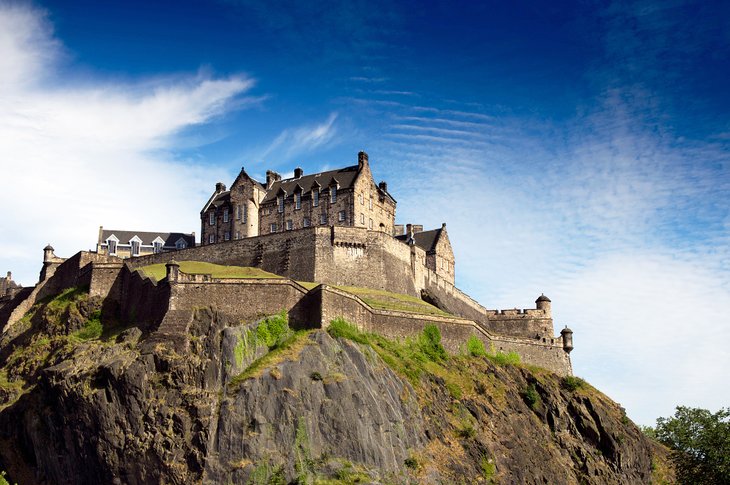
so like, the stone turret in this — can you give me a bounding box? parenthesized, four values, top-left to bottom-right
(536, 293, 551, 316)
(561, 326, 574, 353)
(166, 260, 180, 282)
(43, 244, 55, 263)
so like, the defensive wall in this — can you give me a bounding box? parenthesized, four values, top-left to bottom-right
(124, 225, 556, 339)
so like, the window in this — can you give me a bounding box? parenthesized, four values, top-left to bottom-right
(236, 206, 242, 220)
(270, 223, 278, 233)
(338, 210, 346, 222)
(209, 234, 215, 244)
(224, 231, 230, 241)
(107, 239, 117, 255)
(312, 190, 319, 207)
(243, 204, 248, 223)
(360, 213, 365, 224)
(369, 218, 373, 230)
(153, 241, 163, 253)
(209, 212, 215, 225)
(286, 220, 293, 230)
(303, 217, 310, 227)
(235, 231, 240, 240)
(277, 195, 284, 213)
(330, 186, 337, 203)
(175, 239, 187, 250)
(359, 193, 363, 205)
(369, 197, 373, 210)
(295, 192, 301, 209)
(223, 208, 229, 223)
(131, 240, 140, 256)
(320, 213, 327, 225)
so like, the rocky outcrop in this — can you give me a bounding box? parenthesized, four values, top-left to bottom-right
(0, 292, 671, 484)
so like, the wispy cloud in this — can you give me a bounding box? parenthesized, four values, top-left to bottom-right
(0, 4, 253, 285)
(259, 112, 339, 162)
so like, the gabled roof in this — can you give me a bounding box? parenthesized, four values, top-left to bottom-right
(100, 230, 194, 247)
(396, 228, 443, 252)
(230, 167, 265, 192)
(261, 165, 361, 204)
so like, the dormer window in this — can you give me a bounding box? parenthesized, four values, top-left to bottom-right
(277, 195, 284, 213)
(312, 190, 319, 207)
(209, 212, 215, 225)
(223, 208, 229, 223)
(107, 238, 117, 255)
(295, 192, 301, 209)
(175, 238, 187, 250)
(330, 186, 337, 203)
(130, 238, 141, 257)
(153, 238, 164, 254)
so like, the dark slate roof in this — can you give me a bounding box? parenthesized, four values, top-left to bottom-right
(207, 191, 231, 209)
(261, 165, 360, 204)
(100, 230, 194, 247)
(395, 228, 442, 252)
(536, 294, 551, 303)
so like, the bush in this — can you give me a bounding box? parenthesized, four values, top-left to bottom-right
(466, 335, 488, 357)
(256, 311, 290, 350)
(522, 384, 541, 410)
(488, 351, 521, 366)
(72, 310, 103, 341)
(418, 324, 447, 363)
(561, 375, 586, 392)
(404, 457, 419, 470)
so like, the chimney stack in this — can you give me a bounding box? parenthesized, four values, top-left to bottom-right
(215, 182, 226, 192)
(378, 181, 387, 192)
(266, 170, 281, 189)
(358, 151, 369, 169)
(294, 167, 303, 178)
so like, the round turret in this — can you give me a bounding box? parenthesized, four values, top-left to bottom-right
(166, 260, 181, 282)
(43, 244, 55, 262)
(560, 326, 574, 353)
(535, 293, 551, 314)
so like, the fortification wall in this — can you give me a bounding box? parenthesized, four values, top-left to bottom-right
(119, 267, 170, 331)
(316, 284, 572, 375)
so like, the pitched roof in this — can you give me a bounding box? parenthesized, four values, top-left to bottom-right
(261, 165, 361, 204)
(395, 228, 442, 252)
(100, 230, 194, 247)
(207, 191, 231, 209)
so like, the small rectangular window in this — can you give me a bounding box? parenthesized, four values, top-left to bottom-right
(235, 231, 240, 240)
(278, 195, 284, 213)
(223, 209, 229, 223)
(295, 192, 301, 210)
(224, 231, 230, 241)
(369, 218, 373, 230)
(108, 240, 117, 255)
(359, 194, 363, 205)
(338, 210, 346, 222)
(286, 220, 293, 230)
(312, 190, 319, 207)
(131, 240, 140, 256)
(330, 186, 337, 203)
(153, 241, 163, 254)
(360, 213, 365, 224)
(270, 223, 278, 233)
(303, 217, 310, 227)
(320, 213, 327, 225)
(209, 212, 215, 225)
(236, 206, 241, 220)
(369, 197, 373, 210)
(243, 204, 248, 223)
(209, 234, 215, 243)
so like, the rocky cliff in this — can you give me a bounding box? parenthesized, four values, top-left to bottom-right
(0, 287, 673, 484)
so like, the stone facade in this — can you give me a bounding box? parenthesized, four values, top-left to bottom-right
(96, 227, 195, 259)
(200, 152, 397, 244)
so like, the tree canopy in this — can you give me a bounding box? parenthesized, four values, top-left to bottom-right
(655, 406, 730, 485)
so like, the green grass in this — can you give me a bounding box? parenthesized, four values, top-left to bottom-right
(333, 285, 449, 316)
(487, 351, 521, 366)
(327, 318, 448, 385)
(137, 261, 282, 281)
(70, 310, 103, 342)
(296, 281, 320, 290)
(561, 375, 587, 392)
(466, 335, 488, 357)
(229, 330, 313, 387)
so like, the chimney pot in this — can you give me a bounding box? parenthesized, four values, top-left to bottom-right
(294, 167, 303, 178)
(358, 151, 369, 168)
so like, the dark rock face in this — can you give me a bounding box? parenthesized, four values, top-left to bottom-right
(0, 305, 664, 484)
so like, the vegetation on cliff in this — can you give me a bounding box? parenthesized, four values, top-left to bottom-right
(0, 289, 673, 484)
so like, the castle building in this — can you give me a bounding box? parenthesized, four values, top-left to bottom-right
(0, 271, 20, 300)
(96, 227, 195, 259)
(200, 152, 397, 245)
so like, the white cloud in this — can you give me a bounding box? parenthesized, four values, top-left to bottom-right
(259, 112, 339, 162)
(0, 5, 253, 286)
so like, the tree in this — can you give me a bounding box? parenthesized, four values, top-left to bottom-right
(655, 406, 730, 485)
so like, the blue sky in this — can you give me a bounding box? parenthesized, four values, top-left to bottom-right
(0, 0, 728, 426)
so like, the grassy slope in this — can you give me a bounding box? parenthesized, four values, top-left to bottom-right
(137, 261, 281, 281)
(333, 285, 449, 316)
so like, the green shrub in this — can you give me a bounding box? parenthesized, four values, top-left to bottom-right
(488, 351, 521, 366)
(466, 335, 488, 357)
(446, 382, 462, 400)
(561, 375, 586, 392)
(523, 384, 541, 410)
(480, 456, 496, 483)
(418, 324, 447, 362)
(457, 420, 476, 439)
(256, 311, 290, 350)
(309, 372, 322, 381)
(327, 318, 368, 344)
(72, 310, 103, 341)
(404, 457, 419, 470)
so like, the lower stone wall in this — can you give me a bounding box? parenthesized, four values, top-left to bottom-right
(119, 268, 170, 332)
